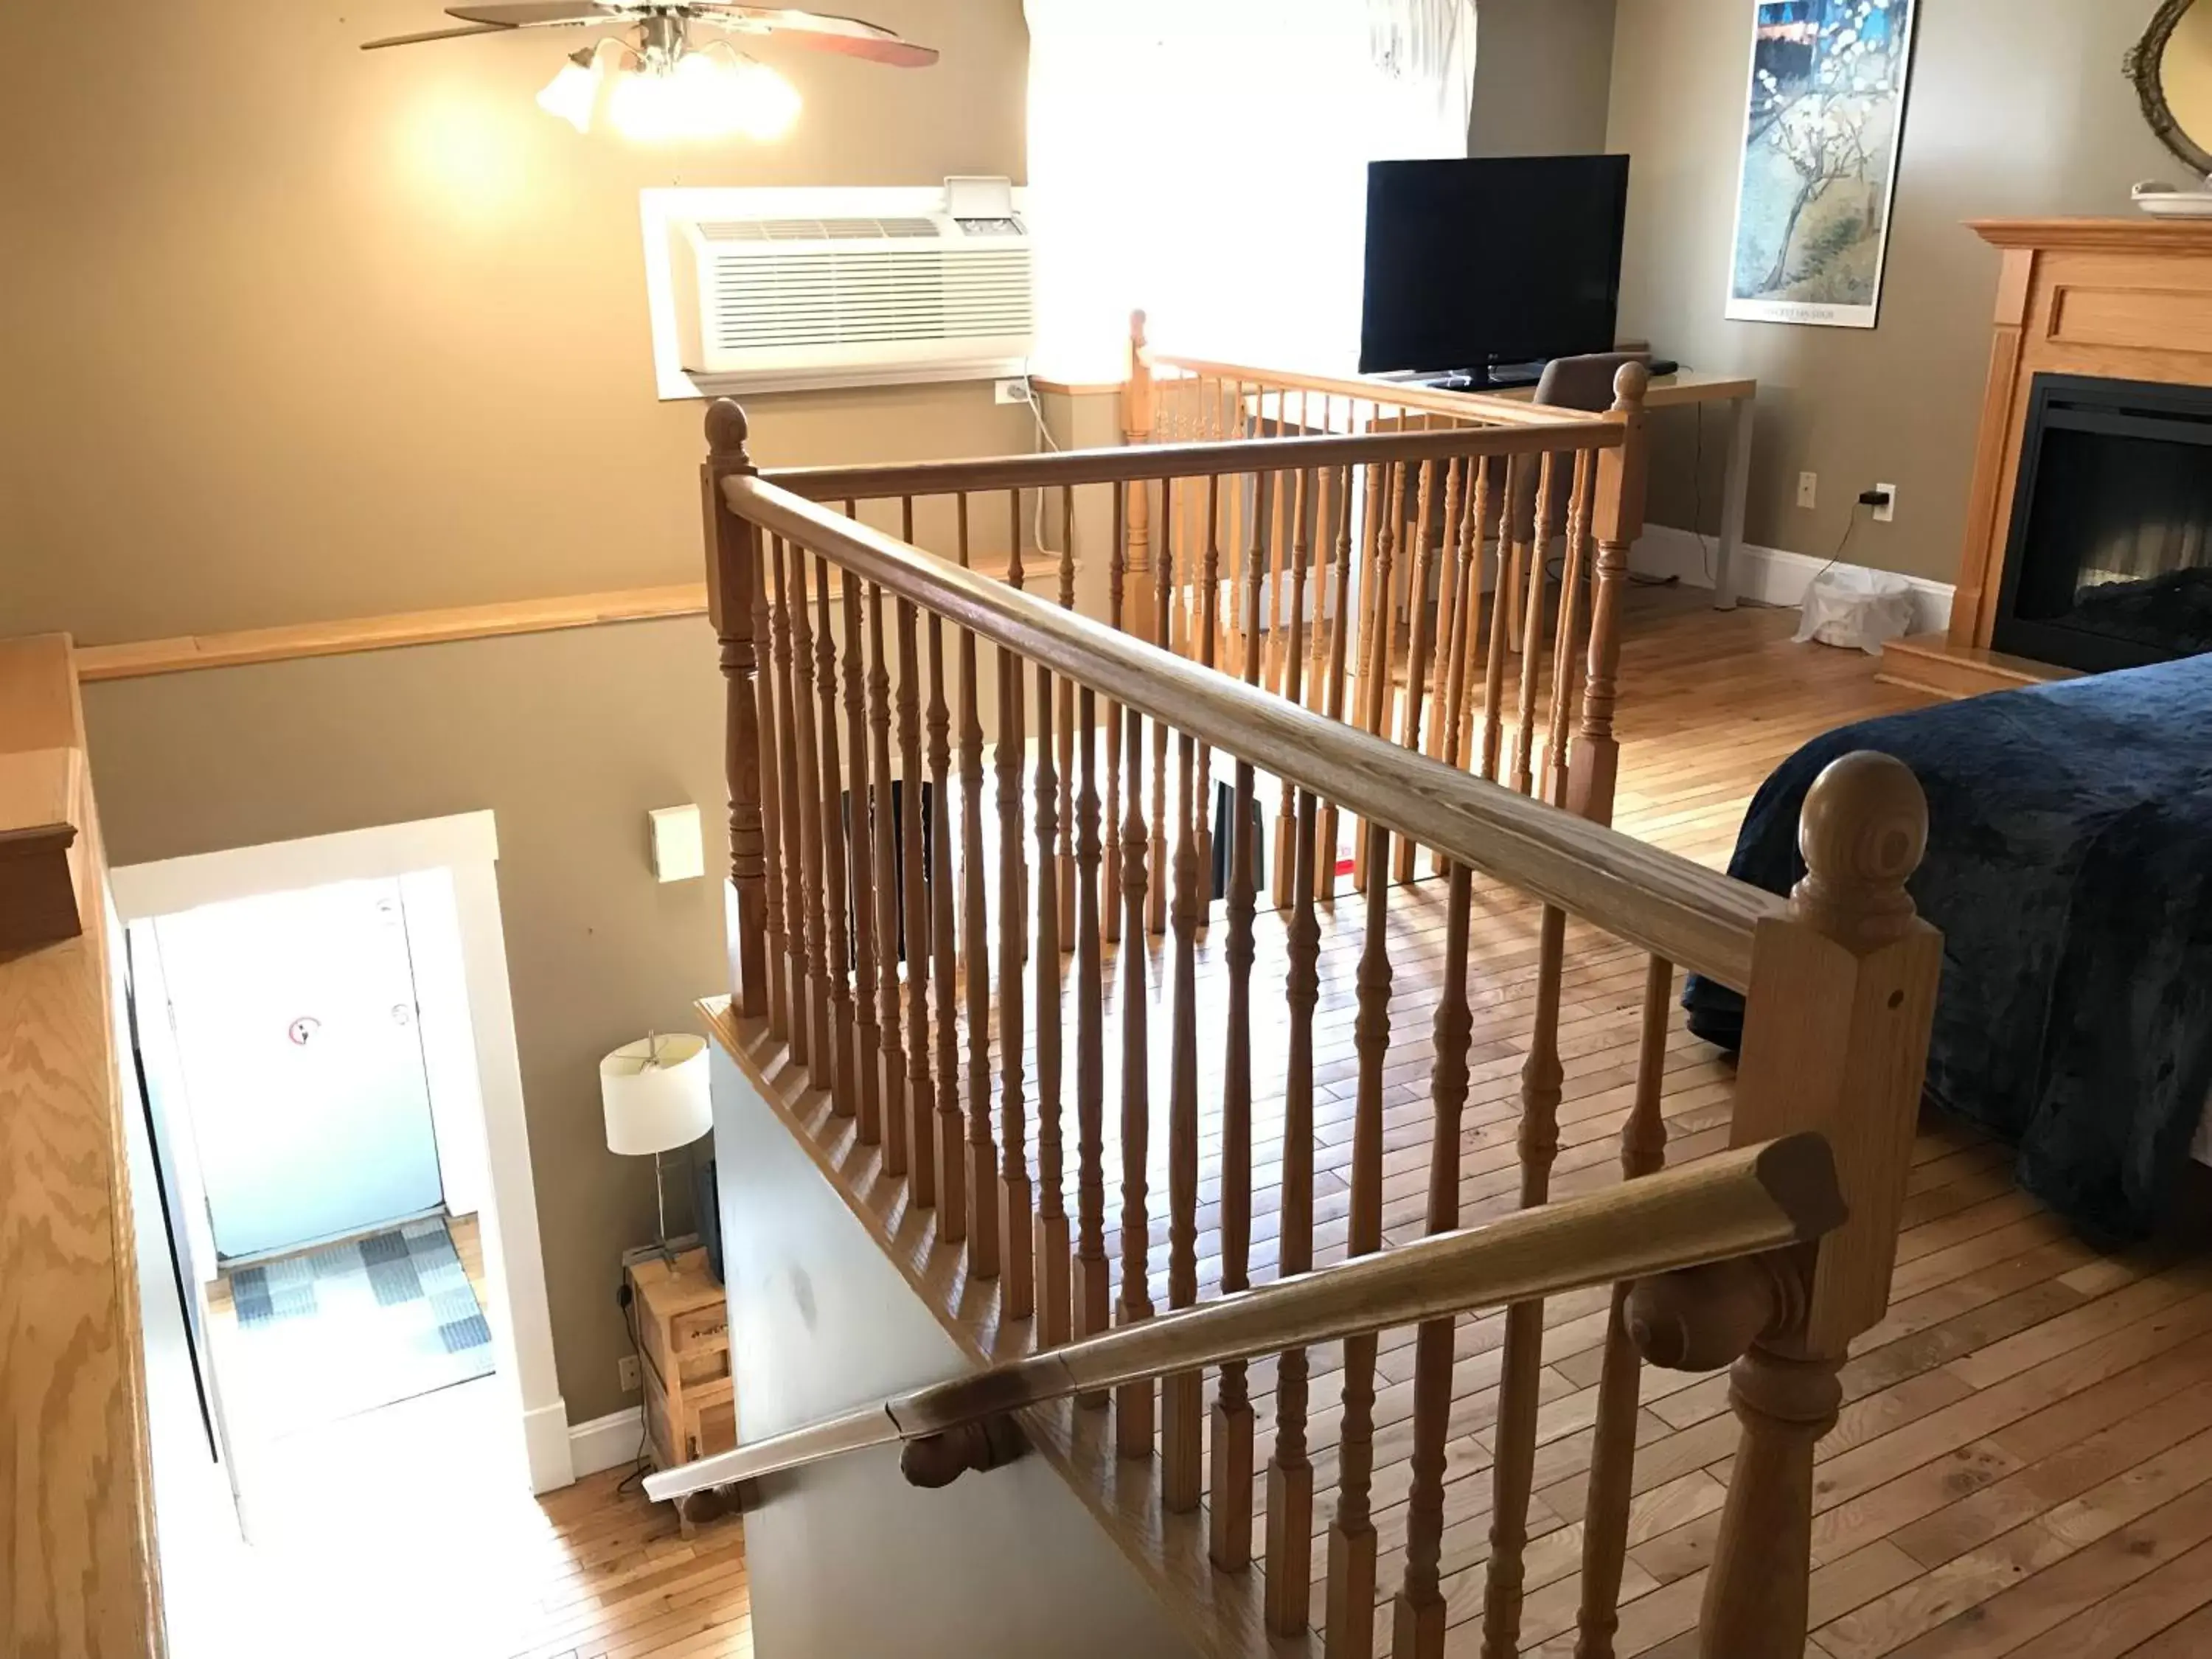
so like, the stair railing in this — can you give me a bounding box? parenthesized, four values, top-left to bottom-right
(696, 399, 1940, 1659)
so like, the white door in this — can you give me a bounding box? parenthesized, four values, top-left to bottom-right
(153, 877, 445, 1261)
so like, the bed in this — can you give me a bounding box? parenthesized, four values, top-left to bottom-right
(1683, 653, 2212, 1242)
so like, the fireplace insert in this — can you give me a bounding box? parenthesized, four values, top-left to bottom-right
(1992, 372, 2212, 673)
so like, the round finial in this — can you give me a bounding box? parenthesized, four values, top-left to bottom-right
(1612, 360, 1652, 411)
(704, 398, 751, 459)
(1794, 751, 1927, 949)
(1129, 308, 1148, 347)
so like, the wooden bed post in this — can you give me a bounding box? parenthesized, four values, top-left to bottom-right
(1695, 751, 1942, 1656)
(704, 400, 769, 1020)
(1566, 365, 1649, 829)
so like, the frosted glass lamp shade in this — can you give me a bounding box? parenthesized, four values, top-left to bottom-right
(600, 1034, 712, 1156)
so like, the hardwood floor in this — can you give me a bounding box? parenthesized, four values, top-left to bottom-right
(718, 587, 2212, 1659)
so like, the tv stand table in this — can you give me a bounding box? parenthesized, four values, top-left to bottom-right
(1488, 370, 1758, 611)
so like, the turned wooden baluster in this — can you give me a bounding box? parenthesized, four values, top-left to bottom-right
(767, 538, 812, 1064)
(1424, 458, 1467, 768)
(1573, 953, 1673, 1659)
(866, 580, 905, 1176)
(1192, 476, 1223, 928)
(1568, 365, 1650, 827)
(896, 571, 936, 1208)
(1545, 452, 1597, 813)
(956, 496, 1000, 1279)
(1449, 456, 1496, 778)
(1352, 462, 1404, 894)
(1071, 685, 1110, 1358)
(1105, 483, 1127, 945)
(1677, 752, 1938, 1658)
(812, 550, 858, 1116)
(929, 524, 967, 1244)
(1116, 669, 1155, 1458)
(1057, 486, 1077, 945)
(1162, 696, 1203, 1510)
(841, 545, 883, 1147)
(1209, 470, 1268, 1571)
(1338, 460, 1384, 897)
(1325, 818, 1393, 1659)
(1304, 453, 1338, 718)
(1265, 776, 1323, 1635)
(1510, 452, 1561, 799)
(1318, 462, 1358, 900)
(785, 539, 832, 1079)
(1272, 467, 1315, 911)
(1391, 459, 1441, 881)
(1479, 895, 1569, 1659)
(1147, 479, 1173, 937)
(1478, 453, 1526, 785)
(997, 494, 1034, 1320)
(1034, 622, 1068, 1345)
(1392, 861, 1476, 1659)
(703, 405, 773, 1027)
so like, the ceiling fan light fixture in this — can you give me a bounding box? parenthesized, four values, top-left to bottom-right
(605, 47, 801, 144)
(535, 47, 602, 131)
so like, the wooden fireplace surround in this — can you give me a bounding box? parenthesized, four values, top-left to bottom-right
(1880, 218, 2212, 699)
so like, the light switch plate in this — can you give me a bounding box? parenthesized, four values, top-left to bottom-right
(649, 804, 706, 883)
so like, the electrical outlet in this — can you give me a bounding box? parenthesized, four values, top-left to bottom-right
(994, 378, 1032, 406)
(618, 1354, 641, 1393)
(1797, 471, 1819, 510)
(1872, 481, 1898, 524)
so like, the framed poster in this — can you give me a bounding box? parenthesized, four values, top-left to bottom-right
(1725, 0, 1918, 329)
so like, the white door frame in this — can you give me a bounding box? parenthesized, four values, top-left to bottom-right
(111, 811, 577, 1494)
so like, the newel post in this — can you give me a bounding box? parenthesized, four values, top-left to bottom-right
(1566, 364, 1649, 828)
(1121, 308, 1157, 647)
(704, 399, 771, 1021)
(1697, 751, 1942, 1655)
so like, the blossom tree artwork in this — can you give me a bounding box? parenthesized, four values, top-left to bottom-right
(1725, 0, 1918, 327)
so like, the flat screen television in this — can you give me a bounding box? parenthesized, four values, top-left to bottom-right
(1358, 156, 1632, 378)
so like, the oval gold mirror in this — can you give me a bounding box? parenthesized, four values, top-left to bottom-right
(2129, 0, 2212, 177)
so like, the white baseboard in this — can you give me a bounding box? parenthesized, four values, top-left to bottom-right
(522, 1397, 577, 1494)
(568, 1405, 648, 1481)
(1635, 524, 1955, 636)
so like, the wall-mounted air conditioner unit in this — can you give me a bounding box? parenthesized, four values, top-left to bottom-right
(651, 185, 1034, 396)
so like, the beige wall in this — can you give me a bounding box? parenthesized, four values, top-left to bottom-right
(4, 0, 1032, 1428)
(1471, 0, 1620, 158)
(1607, 0, 2178, 582)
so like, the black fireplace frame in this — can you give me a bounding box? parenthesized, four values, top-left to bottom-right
(1992, 370, 2212, 674)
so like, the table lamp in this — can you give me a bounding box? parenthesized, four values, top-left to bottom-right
(600, 1032, 712, 1262)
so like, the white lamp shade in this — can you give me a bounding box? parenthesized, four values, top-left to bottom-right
(600, 1034, 712, 1156)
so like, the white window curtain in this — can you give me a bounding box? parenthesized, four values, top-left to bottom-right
(1023, 0, 1478, 382)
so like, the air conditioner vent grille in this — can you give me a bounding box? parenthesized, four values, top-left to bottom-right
(706, 249, 1034, 352)
(695, 216, 942, 242)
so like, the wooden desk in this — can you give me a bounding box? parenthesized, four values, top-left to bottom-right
(1492, 371, 1759, 612)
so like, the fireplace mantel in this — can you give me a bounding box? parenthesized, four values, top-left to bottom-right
(1881, 217, 2212, 698)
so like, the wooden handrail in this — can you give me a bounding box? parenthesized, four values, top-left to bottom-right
(1144, 352, 1613, 430)
(758, 420, 1618, 504)
(644, 1135, 1843, 1503)
(720, 472, 1780, 990)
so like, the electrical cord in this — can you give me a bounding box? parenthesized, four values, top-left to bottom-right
(615, 1279, 651, 1495)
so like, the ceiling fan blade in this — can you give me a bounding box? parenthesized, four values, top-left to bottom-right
(360, 21, 515, 49)
(695, 6, 939, 67)
(445, 2, 625, 25)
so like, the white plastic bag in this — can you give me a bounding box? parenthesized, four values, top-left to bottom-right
(1793, 566, 1915, 655)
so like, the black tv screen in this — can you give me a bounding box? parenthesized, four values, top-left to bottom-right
(1359, 156, 1632, 375)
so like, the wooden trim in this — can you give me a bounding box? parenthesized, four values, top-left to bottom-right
(72, 557, 1054, 684)
(1026, 376, 1125, 397)
(645, 1113, 1841, 1499)
(75, 584, 711, 682)
(723, 473, 1780, 990)
(1968, 217, 2212, 253)
(759, 422, 1619, 504)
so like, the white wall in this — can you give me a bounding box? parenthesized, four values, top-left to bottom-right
(712, 1046, 1203, 1659)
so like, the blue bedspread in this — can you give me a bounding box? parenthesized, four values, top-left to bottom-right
(1683, 654, 2212, 1241)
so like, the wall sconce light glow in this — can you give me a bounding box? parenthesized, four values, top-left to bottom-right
(604, 52, 801, 143)
(535, 50, 602, 132)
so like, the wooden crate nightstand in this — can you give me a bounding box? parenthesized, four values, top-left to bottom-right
(626, 1247, 735, 1526)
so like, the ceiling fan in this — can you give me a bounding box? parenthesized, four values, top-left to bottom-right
(363, 4, 939, 142)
